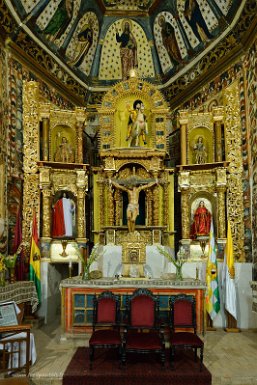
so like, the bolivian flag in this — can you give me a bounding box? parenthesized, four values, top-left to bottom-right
(29, 213, 41, 303)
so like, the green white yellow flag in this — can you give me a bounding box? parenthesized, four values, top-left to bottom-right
(29, 212, 41, 303)
(222, 220, 237, 320)
(206, 220, 220, 320)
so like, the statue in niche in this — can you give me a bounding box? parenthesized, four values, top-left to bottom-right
(54, 135, 75, 163)
(110, 178, 158, 233)
(190, 200, 211, 239)
(193, 136, 207, 164)
(52, 193, 75, 238)
(126, 100, 148, 147)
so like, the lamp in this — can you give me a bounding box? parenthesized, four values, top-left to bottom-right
(129, 67, 138, 78)
(60, 240, 68, 257)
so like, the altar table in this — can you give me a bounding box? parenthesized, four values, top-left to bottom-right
(60, 277, 206, 335)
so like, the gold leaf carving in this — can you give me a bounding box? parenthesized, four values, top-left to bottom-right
(224, 81, 245, 261)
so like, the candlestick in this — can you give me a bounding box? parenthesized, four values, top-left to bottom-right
(196, 263, 199, 281)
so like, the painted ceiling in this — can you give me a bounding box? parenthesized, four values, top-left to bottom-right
(1, 0, 257, 105)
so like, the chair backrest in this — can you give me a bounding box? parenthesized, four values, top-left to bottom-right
(170, 294, 197, 332)
(93, 291, 120, 326)
(127, 288, 159, 328)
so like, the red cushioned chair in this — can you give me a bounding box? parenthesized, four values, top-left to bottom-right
(89, 291, 122, 369)
(122, 288, 165, 366)
(169, 294, 204, 371)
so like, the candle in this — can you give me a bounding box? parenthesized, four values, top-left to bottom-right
(196, 263, 199, 280)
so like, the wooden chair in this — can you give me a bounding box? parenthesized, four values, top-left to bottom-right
(0, 324, 31, 384)
(89, 291, 122, 369)
(169, 294, 204, 371)
(122, 288, 165, 366)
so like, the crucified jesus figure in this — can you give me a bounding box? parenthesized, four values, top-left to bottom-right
(110, 178, 158, 233)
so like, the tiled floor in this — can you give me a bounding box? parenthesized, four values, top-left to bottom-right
(28, 319, 257, 385)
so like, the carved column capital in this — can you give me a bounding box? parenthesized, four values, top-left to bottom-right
(178, 110, 189, 125)
(76, 169, 88, 190)
(216, 168, 227, 187)
(178, 171, 191, 191)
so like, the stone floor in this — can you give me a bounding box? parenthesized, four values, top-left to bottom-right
(28, 319, 257, 385)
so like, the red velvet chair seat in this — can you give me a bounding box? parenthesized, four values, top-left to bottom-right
(126, 331, 163, 350)
(89, 329, 121, 345)
(171, 332, 203, 347)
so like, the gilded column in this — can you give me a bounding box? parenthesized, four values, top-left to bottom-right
(23, 81, 41, 244)
(75, 107, 86, 164)
(178, 110, 189, 165)
(224, 82, 245, 261)
(216, 167, 227, 239)
(76, 188, 86, 239)
(114, 190, 121, 226)
(213, 107, 224, 162)
(147, 190, 153, 226)
(217, 187, 226, 238)
(108, 184, 114, 226)
(181, 188, 190, 239)
(178, 170, 191, 239)
(99, 180, 105, 228)
(41, 188, 52, 238)
(105, 172, 114, 226)
(76, 169, 88, 240)
(42, 118, 49, 161)
(163, 180, 169, 228)
(152, 185, 159, 226)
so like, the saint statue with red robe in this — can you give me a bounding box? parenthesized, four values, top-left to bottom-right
(190, 200, 211, 239)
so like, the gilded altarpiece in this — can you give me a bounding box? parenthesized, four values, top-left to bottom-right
(93, 78, 174, 276)
(22, 81, 89, 262)
(177, 81, 245, 261)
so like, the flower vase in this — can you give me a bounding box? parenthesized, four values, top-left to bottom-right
(176, 265, 183, 281)
(82, 266, 90, 281)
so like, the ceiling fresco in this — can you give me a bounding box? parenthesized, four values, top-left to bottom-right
(4, 1, 244, 85)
